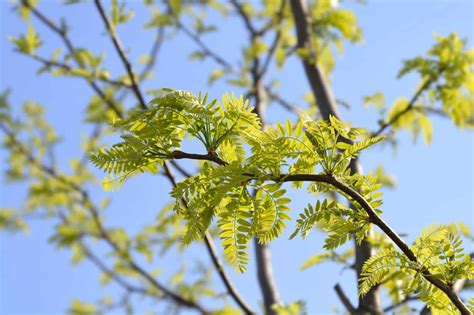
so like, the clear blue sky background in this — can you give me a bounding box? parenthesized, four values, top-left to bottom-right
(0, 0, 473, 314)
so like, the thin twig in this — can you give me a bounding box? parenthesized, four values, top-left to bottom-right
(265, 85, 302, 115)
(229, 0, 257, 36)
(140, 26, 165, 80)
(93, 0, 147, 109)
(372, 77, 436, 137)
(167, 2, 233, 71)
(170, 160, 192, 178)
(28, 53, 131, 87)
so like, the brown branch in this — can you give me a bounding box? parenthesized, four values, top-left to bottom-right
(115, 25, 165, 102)
(413, 106, 448, 118)
(162, 163, 256, 314)
(419, 252, 474, 315)
(172, 150, 227, 166)
(289, 0, 342, 121)
(169, 160, 193, 178)
(204, 232, 256, 314)
(229, 0, 257, 37)
(279, 174, 470, 315)
(254, 239, 280, 315)
(162, 148, 471, 314)
(93, 0, 147, 109)
(334, 284, 356, 313)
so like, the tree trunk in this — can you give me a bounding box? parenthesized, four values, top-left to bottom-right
(289, 0, 383, 313)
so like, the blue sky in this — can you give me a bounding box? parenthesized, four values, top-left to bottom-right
(0, 1, 473, 314)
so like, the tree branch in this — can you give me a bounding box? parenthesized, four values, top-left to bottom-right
(334, 283, 356, 313)
(93, 0, 147, 109)
(172, 150, 227, 166)
(19, 4, 250, 311)
(204, 232, 256, 314)
(160, 147, 471, 314)
(140, 26, 165, 81)
(162, 163, 256, 314)
(229, 0, 257, 37)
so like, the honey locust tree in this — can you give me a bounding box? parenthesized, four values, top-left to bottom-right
(1, 0, 473, 314)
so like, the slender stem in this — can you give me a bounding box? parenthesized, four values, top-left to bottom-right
(204, 234, 256, 314)
(172, 150, 227, 166)
(93, 0, 147, 109)
(140, 26, 165, 80)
